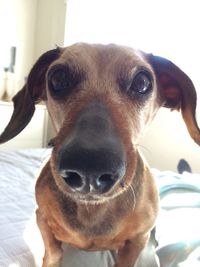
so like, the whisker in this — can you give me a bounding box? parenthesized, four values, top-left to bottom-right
(129, 184, 136, 211)
(85, 201, 90, 213)
(136, 144, 151, 154)
(120, 182, 136, 212)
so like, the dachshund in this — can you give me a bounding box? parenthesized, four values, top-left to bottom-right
(0, 43, 200, 267)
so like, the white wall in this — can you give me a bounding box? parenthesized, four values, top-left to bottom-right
(0, 0, 67, 94)
(0, 0, 38, 92)
(34, 0, 67, 60)
(141, 108, 200, 173)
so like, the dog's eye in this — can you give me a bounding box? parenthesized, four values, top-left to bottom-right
(48, 67, 70, 94)
(130, 71, 152, 95)
(48, 64, 84, 98)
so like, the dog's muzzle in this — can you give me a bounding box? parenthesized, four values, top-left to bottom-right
(57, 102, 126, 195)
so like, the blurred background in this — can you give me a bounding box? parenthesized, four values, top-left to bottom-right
(0, 0, 199, 172)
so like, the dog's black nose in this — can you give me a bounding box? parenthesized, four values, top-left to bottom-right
(59, 144, 125, 194)
(57, 102, 126, 194)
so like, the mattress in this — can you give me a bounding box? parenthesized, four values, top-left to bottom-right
(0, 149, 200, 267)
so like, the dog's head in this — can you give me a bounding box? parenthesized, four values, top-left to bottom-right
(0, 43, 199, 202)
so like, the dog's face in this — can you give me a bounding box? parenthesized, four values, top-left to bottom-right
(0, 43, 199, 202)
(46, 44, 161, 202)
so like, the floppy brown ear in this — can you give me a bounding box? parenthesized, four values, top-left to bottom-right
(0, 48, 60, 144)
(148, 54, 200, 146)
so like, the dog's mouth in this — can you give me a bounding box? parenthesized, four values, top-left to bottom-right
(64, 181, 125, 204)
(75, 194, 109, 204)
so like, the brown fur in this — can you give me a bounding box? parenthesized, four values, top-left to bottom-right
(0, 43, 199, 267)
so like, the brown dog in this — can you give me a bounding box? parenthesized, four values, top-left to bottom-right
(0, 43, 200, 267)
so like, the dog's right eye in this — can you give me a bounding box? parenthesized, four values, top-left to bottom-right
(48, 66, 71, 96)
(49, 70, 67, 92)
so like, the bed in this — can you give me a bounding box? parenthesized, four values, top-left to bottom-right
(0, 149, 49, 267)
(0, 148, 200, 267)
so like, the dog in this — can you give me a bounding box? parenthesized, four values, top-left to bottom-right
(0, 43, 199, 267)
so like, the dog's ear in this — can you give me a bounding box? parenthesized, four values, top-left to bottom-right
(0, 48, 60, 144)
(148, 54, 200, 146)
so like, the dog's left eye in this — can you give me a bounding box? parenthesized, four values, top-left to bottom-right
(129, 71, 152, 95)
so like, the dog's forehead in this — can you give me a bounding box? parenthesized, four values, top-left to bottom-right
(58, 43, 148, 72)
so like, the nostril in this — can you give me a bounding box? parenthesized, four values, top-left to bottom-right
(97, 173, 117, 187)
(61, 171, 83, 189)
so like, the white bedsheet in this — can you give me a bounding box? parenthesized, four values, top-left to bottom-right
(0, 149, 50, 267)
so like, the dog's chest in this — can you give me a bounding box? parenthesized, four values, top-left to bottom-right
(46, 178, 137, 250)
(48, 210, 127, 251)
(44, 197, 129, 251)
